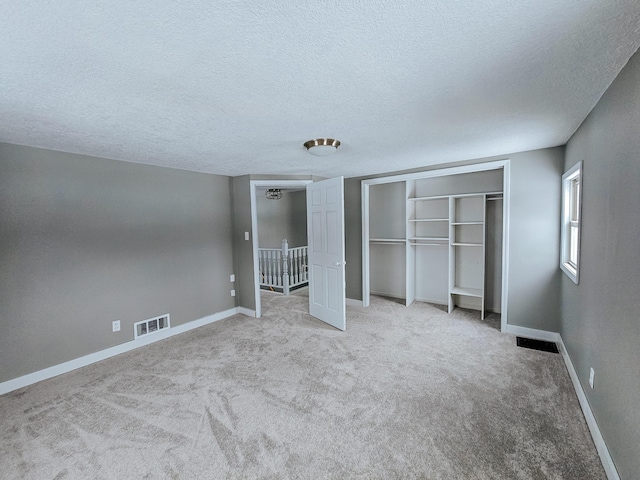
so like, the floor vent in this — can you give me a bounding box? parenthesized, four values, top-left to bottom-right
(516, 336, 559, 353)
(134, 314, 170, 339)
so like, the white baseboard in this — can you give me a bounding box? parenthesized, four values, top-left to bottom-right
(370, 291, 405, 301)
(346, 298, 363, 308)
(414, 296, 448, 306)
(236, 307, 256, 317)
(504, 324, 561, 343)
(557, 336, 620, 480)
(0, 307, 243, 396)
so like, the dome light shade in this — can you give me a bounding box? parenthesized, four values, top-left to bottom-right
(304, 138, 341, 156)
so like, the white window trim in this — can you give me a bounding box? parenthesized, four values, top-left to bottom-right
(560, 161, 583, 284)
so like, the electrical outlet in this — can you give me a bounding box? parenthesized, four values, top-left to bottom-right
(112, 320, 121, 332)
(230, 274, 235, 282)
(244, 231, 249, 241)
(589, 368, 595, 389)
(230, 289, 236, 297)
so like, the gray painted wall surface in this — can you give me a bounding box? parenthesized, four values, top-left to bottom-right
(0, 144, 235, 382)
(561, 49, 640, 479)
(370, 182, 406, 239)
(345, 148, 563, 332)
(413, 169, 503, 197)
(257, 190, 307, 248)
(231, 176, 255, 311)
(485, 199, 503, 313)
(507, 148, 563, 332)
(345, 177, 362, 302)
(288, 191, 307, 246)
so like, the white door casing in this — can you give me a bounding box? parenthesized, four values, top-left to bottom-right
(306, 177, 346, 331)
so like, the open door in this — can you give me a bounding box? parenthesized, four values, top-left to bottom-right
(306, 177, 346, 331)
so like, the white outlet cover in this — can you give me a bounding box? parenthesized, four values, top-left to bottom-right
(231, 289, 236, 297)
(230, 274, 235, 282)
(589, 368, 595, 389)
(244, 231, 250, 241)
(112, 320, 121, 332)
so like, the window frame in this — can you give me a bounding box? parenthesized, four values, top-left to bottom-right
(560, 161, 583, 284)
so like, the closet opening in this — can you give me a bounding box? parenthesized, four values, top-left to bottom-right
(361, 160, 510, 332)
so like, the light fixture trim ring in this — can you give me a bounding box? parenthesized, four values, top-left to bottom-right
(303, 138, 341, 156)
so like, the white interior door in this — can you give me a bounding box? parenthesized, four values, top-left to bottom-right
(306, 177, 346, 331)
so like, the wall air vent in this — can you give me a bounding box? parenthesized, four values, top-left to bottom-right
(134, 314, 170, 339)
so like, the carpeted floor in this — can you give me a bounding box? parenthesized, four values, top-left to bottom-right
(0, 293, 605, 479)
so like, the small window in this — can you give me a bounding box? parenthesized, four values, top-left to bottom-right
(560, 161, 583, 283)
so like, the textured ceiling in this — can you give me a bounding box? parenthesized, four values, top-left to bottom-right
(1, 1, 639, 178)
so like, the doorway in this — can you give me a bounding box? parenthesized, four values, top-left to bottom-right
(250, 180, 312, 318)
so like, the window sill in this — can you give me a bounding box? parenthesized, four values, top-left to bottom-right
(561, 262, 579, 284)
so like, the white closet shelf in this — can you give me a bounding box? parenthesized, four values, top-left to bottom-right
(407, 195, 450, 201)
(451, 286, 483, 297)
(409, 237, 448, 241)
(409, 191, 502, 202)
(409, 218, 449, 222)
(451, 221, 483, 225)
(451, 242, 483, 247)
(370, 238, 406, 244)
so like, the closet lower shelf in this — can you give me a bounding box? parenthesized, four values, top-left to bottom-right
(450, 286, 483, 297)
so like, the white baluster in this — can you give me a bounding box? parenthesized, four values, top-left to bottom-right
(269, 250, 274, 285)
(277, 251, 282, 286)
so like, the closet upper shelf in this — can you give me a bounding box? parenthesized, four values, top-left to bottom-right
(408, 191, 502, 202)
(409, 218, 448, 222)
(369, 238, 405, 244)
(408, 237, 448, 241)
(408, 194, 450, 202)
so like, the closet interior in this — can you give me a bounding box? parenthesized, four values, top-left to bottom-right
(367, 169, 504, 319)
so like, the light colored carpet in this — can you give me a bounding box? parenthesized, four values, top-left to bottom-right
(0, 293, 605, 479)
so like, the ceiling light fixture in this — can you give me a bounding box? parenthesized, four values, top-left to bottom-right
(265, 188, 283, 200)
(303, 138, 341, 156)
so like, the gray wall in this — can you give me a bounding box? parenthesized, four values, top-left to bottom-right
(231, 176, 255, 311)
(345, 177, 363, 302)
(507, 148, 564, 332)
(289, 190, 307, 247)
(345, 147, 563, 332)
(0, 143, 235, 383)
(257, 190, 307, 248)
(485, 199, 503, 312)
(561, 49, 640, 479)
(370, 182, 406, 239)
(413, 169, 503, 197)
